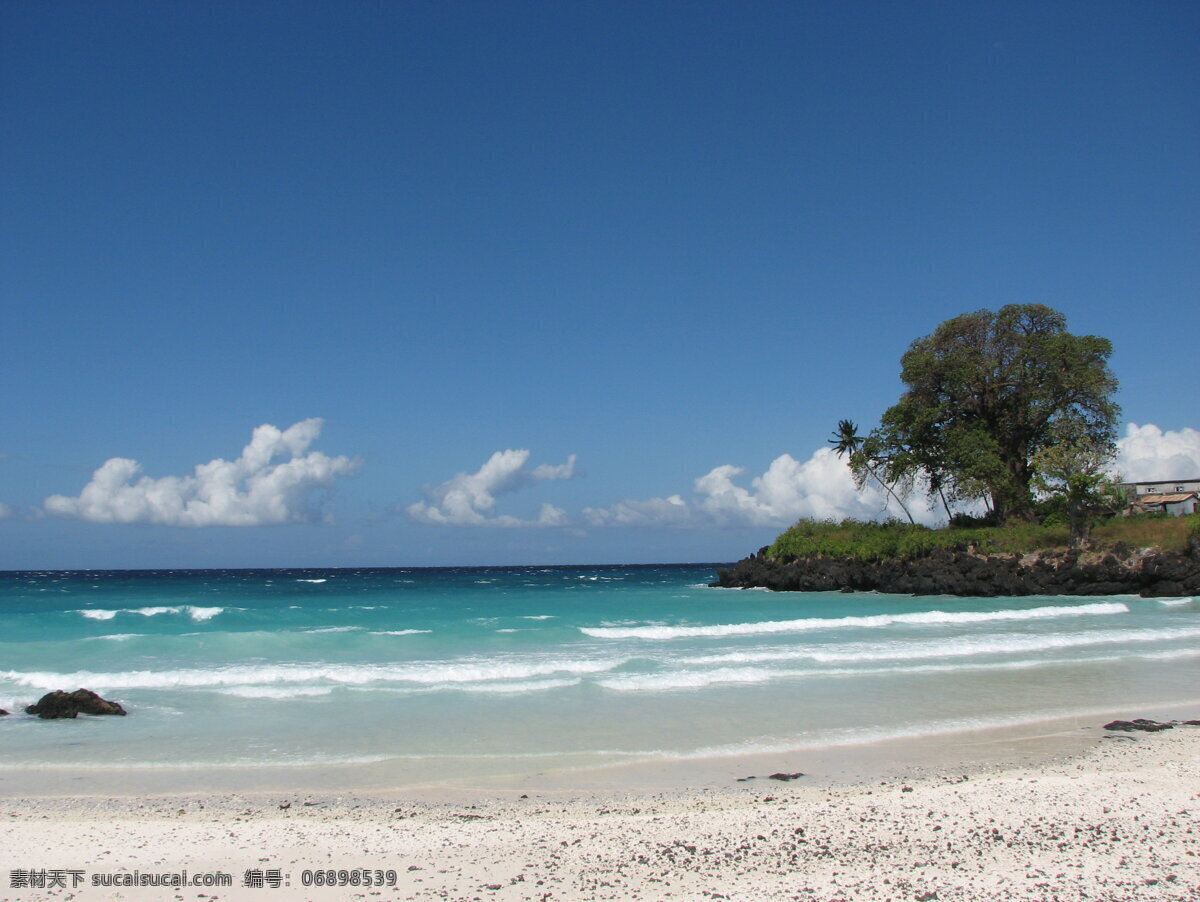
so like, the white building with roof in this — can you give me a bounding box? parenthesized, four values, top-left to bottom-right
(1119, 479, 1200, 516)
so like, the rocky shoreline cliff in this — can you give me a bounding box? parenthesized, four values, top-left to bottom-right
(712, 542, 1200, 597)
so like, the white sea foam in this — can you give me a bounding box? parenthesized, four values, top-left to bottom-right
(597, 667, 778, 692)
(1157, 597, 1196, 606)
(296, 578, 327, 583)
(87, 634, 144, 642)
(5, 753, 393, 770)
(79, 609, 117, 620)
(218, 685, 335, 699)
(686, 626, 1200, 667)
(303, 626, 364, 633)
(348, 676, 584, 697)
(521, 615, 555, 620)
(579, 602, 1130, 640)
(598, 661, 974, 693)
(1134, 647, 1200, 661)
(829, 626, 1200, 662)
(370, 629, 432, 636)
(447, 677, 581, 694)
(594, 650, 1194, 693)
(1, 747, 664, 770)
(0, 657, 626, 691)
(80, 605, 225, 622)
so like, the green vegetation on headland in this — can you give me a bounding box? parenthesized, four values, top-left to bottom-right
(717, 513, 1200, 596)
(835, 304, 1122, 546)
(767, 514, 1200, 564)
(717, 304, 1199, 596)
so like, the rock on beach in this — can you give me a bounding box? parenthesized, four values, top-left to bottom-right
(24, 688, 127, 719)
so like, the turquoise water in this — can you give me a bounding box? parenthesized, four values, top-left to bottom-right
(1, 566, 1198, 783)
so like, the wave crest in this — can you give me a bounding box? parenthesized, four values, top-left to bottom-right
(0, 656, 625, 692)
(580, 602, 1129, 640)
(77, 606, 225, 623)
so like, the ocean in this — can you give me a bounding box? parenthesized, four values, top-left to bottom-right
(1, 566, 1198, 789)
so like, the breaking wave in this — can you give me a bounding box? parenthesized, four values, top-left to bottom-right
(77, 606, 226, 623)
(580, 602, 1130, 640)
(680, 626, 1200, 667)
(0, 657, 626, 692)
(370, 629, 432, 636)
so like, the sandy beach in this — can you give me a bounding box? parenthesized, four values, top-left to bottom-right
(2, 721, 1197, 902)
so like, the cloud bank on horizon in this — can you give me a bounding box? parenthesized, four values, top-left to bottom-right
(579, 422, 1200, 530)
(582, 449, 922, 528)
(407, 449, 577, 528)
(44, 419, 360, 527)
(32, 421, 1199, 530)
(1116, 423, 1200, 483)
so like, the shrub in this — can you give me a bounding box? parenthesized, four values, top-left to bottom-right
(765, 515, 1190, 562)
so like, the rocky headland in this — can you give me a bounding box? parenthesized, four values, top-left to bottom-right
(712, 542, 1200, 597)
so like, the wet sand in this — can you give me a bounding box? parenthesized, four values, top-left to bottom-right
(1, 717, 1197, 901)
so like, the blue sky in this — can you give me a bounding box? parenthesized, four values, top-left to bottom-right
(2, 1, 1198, 569)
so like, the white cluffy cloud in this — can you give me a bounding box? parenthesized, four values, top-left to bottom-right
(45, 419, 360, 527)
(1116, 423, 1200, 482)
(584, 420, 1200, 530)
(407, 449, 577, 528)
(584, 447, 936, 529)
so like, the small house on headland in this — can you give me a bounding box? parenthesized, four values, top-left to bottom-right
(1119, 479, 1200, 516)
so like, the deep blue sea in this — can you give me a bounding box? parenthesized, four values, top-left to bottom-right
(2, 566, 1198, 787)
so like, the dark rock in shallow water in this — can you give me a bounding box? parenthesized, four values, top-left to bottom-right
(1102, 719, 1173, 732)
(767, 772, 805, 781)
(25, 689, 127, 719)
(0, 709, 8, 716)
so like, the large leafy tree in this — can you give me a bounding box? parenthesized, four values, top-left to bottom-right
(1031, 423, 1121, 547)
(853, 304, 1119, 523)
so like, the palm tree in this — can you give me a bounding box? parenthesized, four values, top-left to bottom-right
(828, 419, 862, 458)
(830, 419, 915, 524)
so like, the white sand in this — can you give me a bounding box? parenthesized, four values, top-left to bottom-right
(2, 724, 1198, 901)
